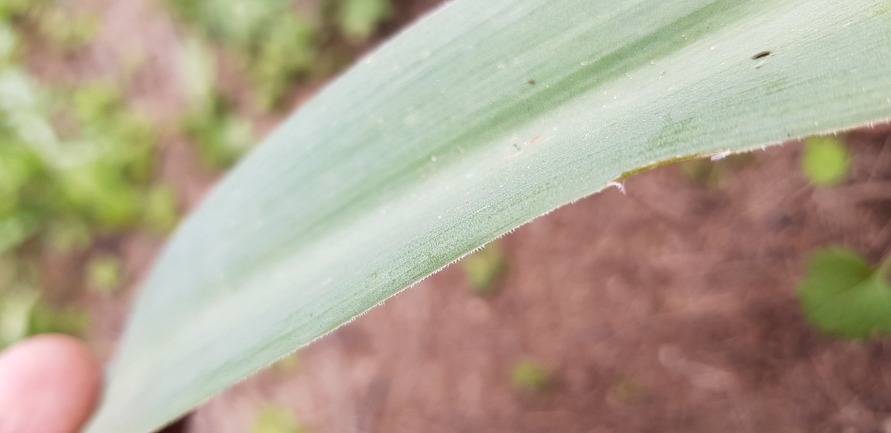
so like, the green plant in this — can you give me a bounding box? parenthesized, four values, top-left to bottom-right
(83, 1, 891, 432)
(168, 0, 394, 111)
(252, 14, 316, 110)
(0, 288, 37, 349)
(87, 254, 123, 294)
(338, 0, 391, 41)
(176, 36, 256, 170)
(800, 136, 850, 186)
(182, 93, 255, 170)
(460, 242, 506, 296)
(273, 352, 300, 372)
(26, 302, 90, 337)
(251, 405, 307, 433)
(0, 7, 175, 354)
(0, 0, 99, 51)
(797, 247, 891, 339)
(168, 0, 318, 109)
(0, 73, 163, 236)
(144, 184, 180, 235)
(511, 360, 549, 393)
(169, 0, 294, 48)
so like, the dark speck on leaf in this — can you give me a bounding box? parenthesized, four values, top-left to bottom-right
(527, 79, 536, 85)
(752, 51, 771, 60)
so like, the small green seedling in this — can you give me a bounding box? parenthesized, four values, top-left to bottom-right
(796, 247, 891, 339)
(338, 0, 391, 41)
(144, 184, 179, 235)
(459, 242, 506, 296)
(0, 22, 15, 60)
(0, 289, 38, 350)
(273, 352, 299, 372)
(0, 216, 35, 254)
(179, 36, 215, 110)
(176, 40, 253, 169)
(251, 405, 306, 433)
(168, 0, 318, 110)
(800, 136, 850, 186)
(87, 253, 123, 294)
(167, 0, 293, 49)
(0, 60, 161, 302)
(182, 94, 255, 170)
(27, 302, 90, 337)
(55, 83, 159, 230)
(511, 360, 548, 393)
(45, 219, 91, 253)
(0, 0, 98, 52)
(252, 14, 315, 110)
(36, 8, 100, 51)
(0, 0, 28, 19)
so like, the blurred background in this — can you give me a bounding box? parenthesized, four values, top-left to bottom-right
(1, 0, 891, 432)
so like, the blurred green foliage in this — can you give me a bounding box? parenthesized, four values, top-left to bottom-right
(0, 3, 178, 349)
(0, 0, 99, 51)
(797, 247, 891, 339)
(273, 352, 300, 372)
(338, 0, 391, 40)
(0, 22, 14, 59)
(35, 7, 100, 51)
(0, 0, 26, 19)
(171, 0, 294, 49)
(168, 0, 391, 110)
(144, 184, 180, 234)
(0, 76, 170, 235)
(460, 242, 506, 296)
(171, 0, 395, 171)
(253, 14, 316, 110)
(252, 405, 307, 433)
(0, 288, 37, 348)
(168, 0, 317, 110)
(0, 280, 90, 351)
(177, 36, 254, 170)
(87, 253, 123, 294)
(182, 92, 255, 170)
(0, 0, 395, 351)
(511, 360, 548, 393)
(801, 136, 850, 186)
(27, 302, 90, 337)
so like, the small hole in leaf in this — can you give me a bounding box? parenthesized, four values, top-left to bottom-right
(751, 50, 771, 60)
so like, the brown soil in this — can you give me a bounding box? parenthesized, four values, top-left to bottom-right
(23, 0, 891, 432)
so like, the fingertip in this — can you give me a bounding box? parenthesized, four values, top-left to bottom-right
(0, 334, 103, 433)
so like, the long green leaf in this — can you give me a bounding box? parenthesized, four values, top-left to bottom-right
(86, 0, 891, 431)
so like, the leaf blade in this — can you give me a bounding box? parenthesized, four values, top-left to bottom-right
(86, 1, 891, 431)
(798, 248, 891, 339)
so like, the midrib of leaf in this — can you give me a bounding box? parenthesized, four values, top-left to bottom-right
(87, 0, 891, 431)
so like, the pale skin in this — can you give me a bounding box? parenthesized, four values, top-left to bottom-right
(0, 334, 102, 433)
